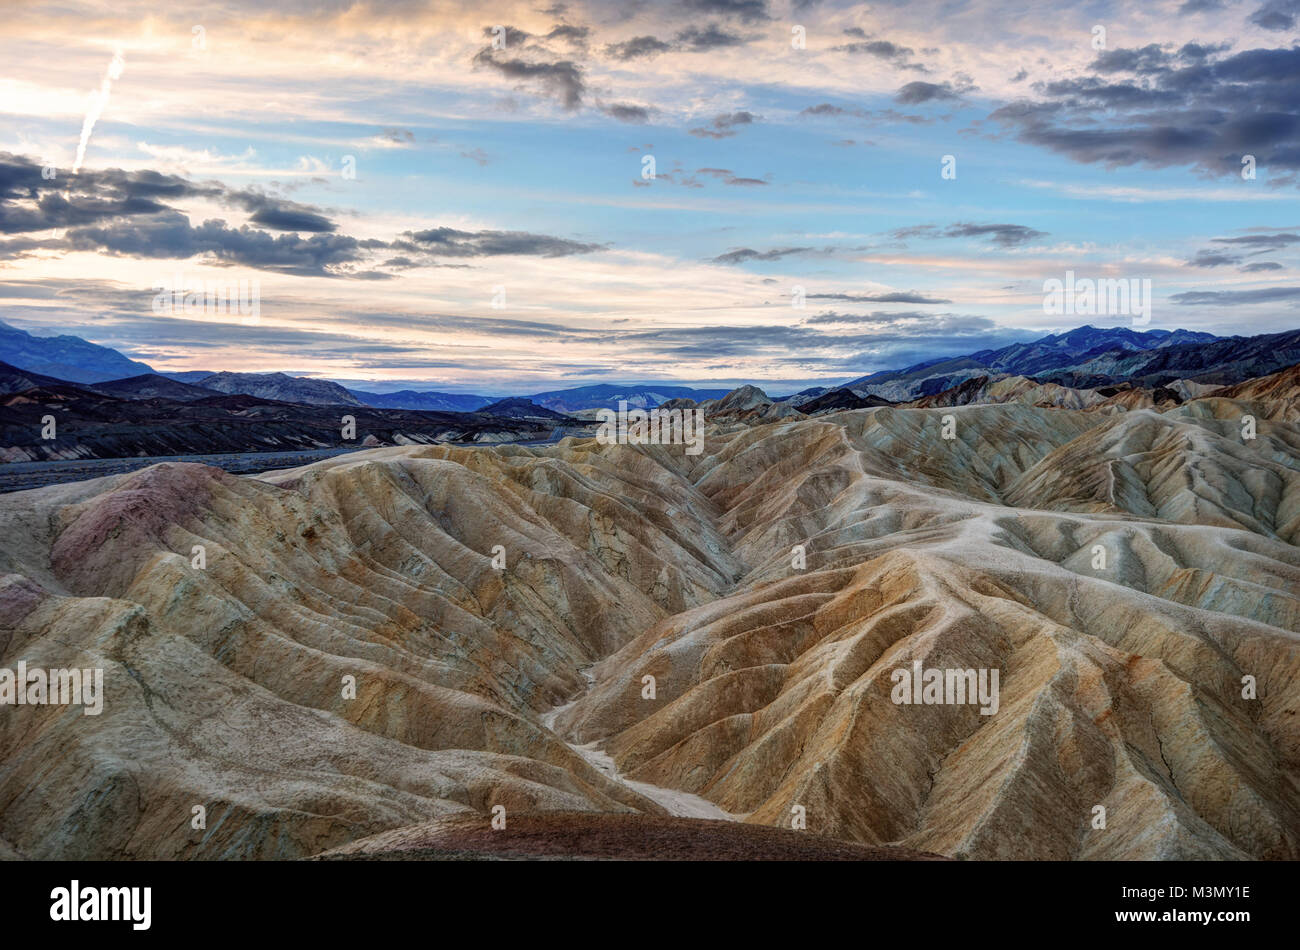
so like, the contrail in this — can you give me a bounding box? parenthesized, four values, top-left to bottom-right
(72, 47, 126, 175)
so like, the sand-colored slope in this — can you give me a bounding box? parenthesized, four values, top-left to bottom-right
(0, 441, 742, 857)
(1, 399, 1298, 860)
(551, 408, 1300, 859)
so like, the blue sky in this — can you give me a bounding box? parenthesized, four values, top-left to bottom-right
(1, 0, 1299, 394)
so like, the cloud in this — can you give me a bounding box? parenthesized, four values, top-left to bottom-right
(711, 246, 814, 264)
(1091, 44, 1173, 75)
(0, 154, 338, 236)
(610, 314, 1024, 370)
(892, 222, 1047, 247)
(399, 226, 604, 258)
(801, 103, 853, 117)
(472, 48, 585, 109)
(480, 25, 532, 49)
(225, 190, 337, 232)
(832, 33, 923, 71)
(1240, 261, 1284, 271)
(806, 291, 953, 304)
(1172, 286, 1300, 304)
(600, 102, 654, 122)
(991, 45, 1300, 179)
(65, 212, 368, 276)
(604, 23, 752, 60)
(1251, 0, 1300, 30)
(895, 81, 962, 105)
(695, 166, 768, 185)
(802, 312, 997, 334)
(604, 35, 673, 60)
(799, 103, 933, 126)
(1188, 250, 1241, 267)
(689, 110, 760, 138)
(545, 24, 589, 45)
(0, 153, 603, 277)
(674, 24, 750, 51)
(680, 0, 770, 24)
(1211, 231, 1300, 250)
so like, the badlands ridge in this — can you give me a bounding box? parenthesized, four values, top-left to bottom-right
(1, 366, 1299, 859)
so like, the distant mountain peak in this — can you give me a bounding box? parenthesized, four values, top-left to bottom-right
(197, 371, 363, 407)
(0, 320, 155, 383)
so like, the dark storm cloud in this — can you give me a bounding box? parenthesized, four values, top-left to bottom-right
(0, 153, 606, 276)
(0, 155, 216, 233)
(64, 212, 366, 276)
(991, 44, 1300, 178)
(0, 153, 340, 237)
(0, 191, 172, 233)
(225, 190, 338, 232)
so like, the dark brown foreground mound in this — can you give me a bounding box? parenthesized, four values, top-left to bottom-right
(311, 813, 947, 861)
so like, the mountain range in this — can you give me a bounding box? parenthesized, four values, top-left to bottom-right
(0, 360, 576, 467)
(0, 321, 735, 411)
(6, 318, 1300, 413)
(0, 320, 153, 383)
(842, 326, 1223, 401)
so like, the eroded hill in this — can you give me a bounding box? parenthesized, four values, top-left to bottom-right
(0, 384, 1297, 860)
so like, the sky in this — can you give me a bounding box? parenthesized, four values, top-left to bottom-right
(1, 0, 1299, 395)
